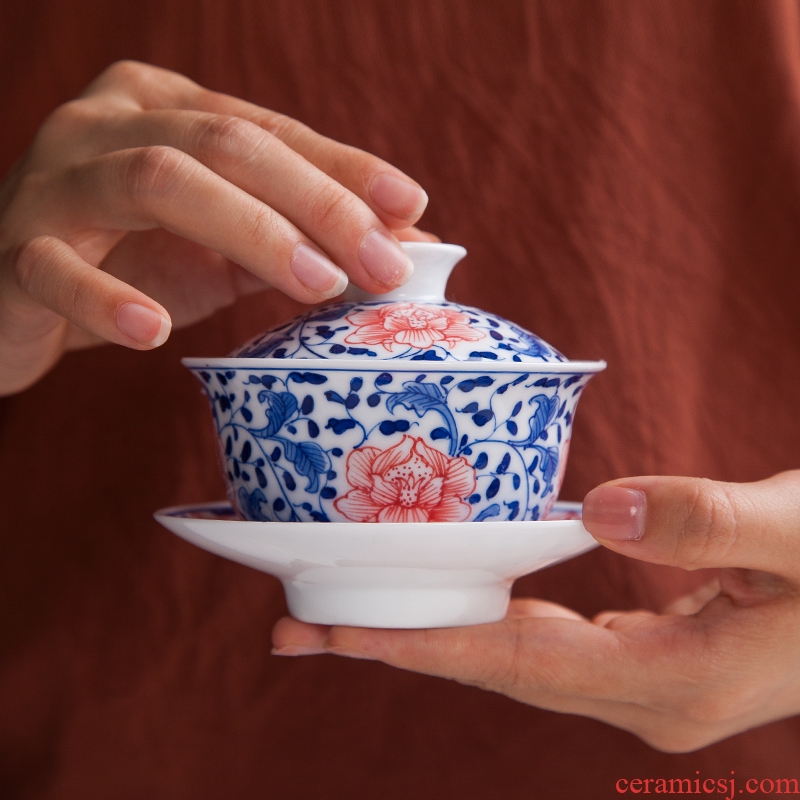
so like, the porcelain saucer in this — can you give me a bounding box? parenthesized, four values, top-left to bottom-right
(154, 501, 597, 629)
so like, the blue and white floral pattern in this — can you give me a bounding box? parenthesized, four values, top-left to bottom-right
(231, 301, 568, 364)
(190, 365, 592, 523)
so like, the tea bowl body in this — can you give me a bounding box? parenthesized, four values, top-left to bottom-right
(184, 358, 603, 523)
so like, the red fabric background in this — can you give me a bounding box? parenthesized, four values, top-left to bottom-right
(1, 1, 800, 797)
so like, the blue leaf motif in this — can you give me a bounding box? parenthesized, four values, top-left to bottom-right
(472, 409, 493, 426)
(324, 390, 347, 405)
(251, 391, 298, 437)
(474, 504, 501, 522)
(457, 376, 494, 392)
(279, 438, 332, 493)
(238, 487, 271, 521)
(326, 418, 357, 435)
(386, 381, 446, 414)
(386, 381, 458, 456)
(288, 371, 327, 385)
(379, 420, 411, 435)
(511, 394, 559, 447)
(539, 446, 559, 484)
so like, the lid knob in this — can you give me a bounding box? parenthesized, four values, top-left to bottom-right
(342, 242, 467, 303)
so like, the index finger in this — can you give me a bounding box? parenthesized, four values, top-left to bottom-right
(192, 92, 428, 229)
(83, 61, 429, 229)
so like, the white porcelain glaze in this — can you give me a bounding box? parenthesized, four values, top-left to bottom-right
(341, 242, 466, 303)
(154, 501, 596, 628)
(183, 243, 605, 524)
(228, 243, 576, 364)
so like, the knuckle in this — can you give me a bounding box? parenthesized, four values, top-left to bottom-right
(35, 100, 100, 152)
(258, 111, 297, 142)
(42, 99, 91, 130)
(194, 115, 264, 162)
(332, 144, 373, 184)
(237, 202, 278, 251)
(304, 182, 361, 233)
(124, 146, 189, 199)
(101, 59, 149, 85)
(678, 480, 739, 567)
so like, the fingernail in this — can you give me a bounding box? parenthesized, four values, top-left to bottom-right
(325, 646, 376, 661)
(359, 230, 414, 288)
(271, 645, 327, 656)
(116, 302, 171, 347)
(291, 244, 348, 297)
(369, 173, 428, 221)
(582, 486, 646, 541)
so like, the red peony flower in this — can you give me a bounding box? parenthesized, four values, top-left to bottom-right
(334, 435, 477, 523)
(344, 303, 485, 352)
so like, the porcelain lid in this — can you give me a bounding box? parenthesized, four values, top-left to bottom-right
(230, 243, 570, 364)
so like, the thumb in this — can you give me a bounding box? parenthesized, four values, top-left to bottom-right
(581, 470, 800, 577)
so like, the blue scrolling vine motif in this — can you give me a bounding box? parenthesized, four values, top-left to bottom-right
(197, 365, 587, 523)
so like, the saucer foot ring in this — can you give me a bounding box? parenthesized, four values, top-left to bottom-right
(284, 580, 511, 629)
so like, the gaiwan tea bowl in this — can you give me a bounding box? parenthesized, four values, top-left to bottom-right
(184, 243, 605, 524)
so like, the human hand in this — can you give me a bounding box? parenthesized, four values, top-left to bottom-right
(272, 471, 800, 752)
(0, 60, 432, 395)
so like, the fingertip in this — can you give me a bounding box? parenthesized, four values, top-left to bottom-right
(395, 226, 441, 243)
(291, 243, 349, 299)
(271, 616, 331, 651)
(359, 229, 414, 289)
(583, 485, 647, 542)
(369, 172, 428, 223)
(116, 302, 172, 348)
(151, 312, 172, 347)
